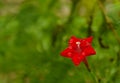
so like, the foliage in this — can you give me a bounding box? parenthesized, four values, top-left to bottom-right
(0, 0, 120, 83)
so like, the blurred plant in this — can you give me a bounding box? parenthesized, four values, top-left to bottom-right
(0, 0, 120, 83)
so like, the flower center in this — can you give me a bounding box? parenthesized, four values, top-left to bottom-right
(76, 41, 80, 48)
(76, 41, 81, 53)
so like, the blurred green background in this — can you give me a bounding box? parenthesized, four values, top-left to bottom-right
(0, 0, 120, 83)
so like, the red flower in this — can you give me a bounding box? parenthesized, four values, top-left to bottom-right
(60, 36, 96, 66)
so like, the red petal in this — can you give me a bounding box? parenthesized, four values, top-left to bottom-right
(84, 36, 93, 43)
(83, 46, 96, 56)
(69, 36, 77, 44)
(80, 40, 88, 48)
(60, 47, 73, 58)
(72, 53, 84, 66)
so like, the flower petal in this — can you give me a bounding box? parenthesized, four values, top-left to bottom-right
(69, 36, 77, 44)
(60, 47, 73, 58)
(83, 46, 96, 56)
(84, 36, 93, 43)
(72, 53, 84, 66)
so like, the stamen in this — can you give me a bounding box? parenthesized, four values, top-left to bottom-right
(76, 41, 80, 48)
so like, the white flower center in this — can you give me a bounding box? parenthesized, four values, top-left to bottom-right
(76, 41, 80, 48)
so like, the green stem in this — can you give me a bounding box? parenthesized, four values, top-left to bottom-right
(89, 70, 99, 83)
(76, 65, 99, 83)
(85, 63, 99, 83)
